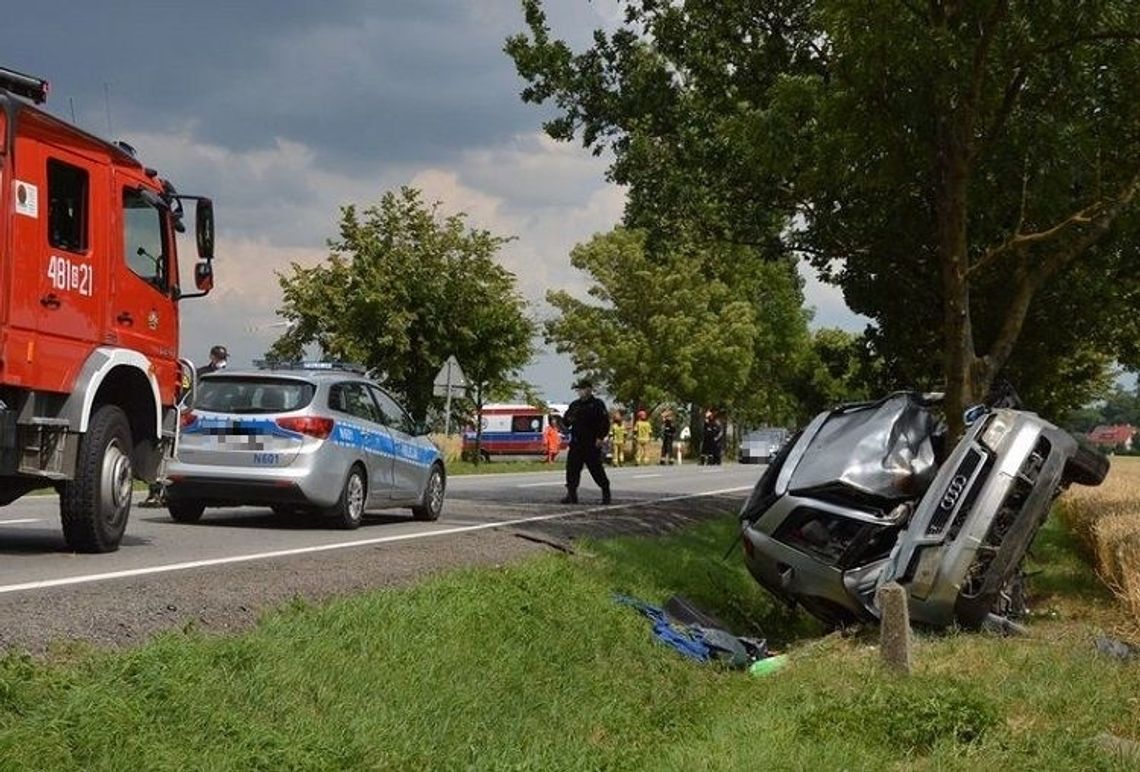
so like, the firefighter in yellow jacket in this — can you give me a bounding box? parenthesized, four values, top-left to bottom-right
(609, 414, 627, 466)
(634, 409, 653, 465)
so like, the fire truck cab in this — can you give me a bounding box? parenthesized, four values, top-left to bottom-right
(0, 66, 216, 552)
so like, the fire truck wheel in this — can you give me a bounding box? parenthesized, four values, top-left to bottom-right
(60, 405, 134, 553)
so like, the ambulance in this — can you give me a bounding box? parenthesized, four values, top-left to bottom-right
(0, 66, 216, 552)
(462, 403, 567, 460)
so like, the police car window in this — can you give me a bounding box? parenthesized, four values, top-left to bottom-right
(330, 383, 382, 424)
(48, 159, 88, 253)
(368, 386, 415, 434)
(122, 188, 167, 290)
(196, 377, 315, 414)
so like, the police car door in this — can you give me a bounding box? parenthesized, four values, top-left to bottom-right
(330, 382, 394, 506)
(368, 385, 425, 500)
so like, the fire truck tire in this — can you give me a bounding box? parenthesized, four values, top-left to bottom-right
(60, 405, 134, 553)
(168, 500, 206, 523)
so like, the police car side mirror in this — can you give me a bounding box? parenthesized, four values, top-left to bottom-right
(194, 261, 214, 292)
(195, 198, 215, 259)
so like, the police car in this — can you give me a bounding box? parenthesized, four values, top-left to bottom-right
(164, 363, 445, 528)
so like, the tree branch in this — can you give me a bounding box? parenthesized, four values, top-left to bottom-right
(979, 171, 1140, 377)
(969, 171, 1140, 277)
(1032, 31, 1140, 59)
(975, 67, 1027, 157)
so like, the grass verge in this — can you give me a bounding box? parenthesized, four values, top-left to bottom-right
(0, 514, 1137, 769)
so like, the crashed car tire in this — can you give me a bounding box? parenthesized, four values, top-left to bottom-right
(1062, 441, 1110, 487)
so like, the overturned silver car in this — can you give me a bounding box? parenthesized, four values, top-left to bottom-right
(739, 391, 1108, 630)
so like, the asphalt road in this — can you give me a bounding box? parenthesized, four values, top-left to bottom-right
(0, 463, 764, 653)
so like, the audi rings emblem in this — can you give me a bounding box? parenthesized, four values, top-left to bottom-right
(939, 475, 968, 511)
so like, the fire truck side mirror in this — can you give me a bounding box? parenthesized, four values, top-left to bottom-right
(194, 261, 214, 292)
(195, 198, 215, 259)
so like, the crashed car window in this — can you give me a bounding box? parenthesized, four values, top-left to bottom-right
(196, 377, 316, 414)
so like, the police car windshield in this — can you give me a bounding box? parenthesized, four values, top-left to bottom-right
(196, 376, 316, 414)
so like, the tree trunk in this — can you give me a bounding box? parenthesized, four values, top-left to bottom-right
(473, 384, 485, 467)
(935, 116, 978, 439)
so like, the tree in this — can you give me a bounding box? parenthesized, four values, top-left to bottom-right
(507, 0, 1140, 433)
(268, 187, 535, 421)
(545, 227, 812, 427)
(792, 328, 884, 415)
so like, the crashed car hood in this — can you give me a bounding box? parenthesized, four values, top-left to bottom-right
(788, 393, 939, 501)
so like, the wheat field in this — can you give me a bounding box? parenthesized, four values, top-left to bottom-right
(1056, 456, 1140, 623)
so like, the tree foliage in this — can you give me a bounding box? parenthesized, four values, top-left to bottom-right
(268, 187, 536, 421)
(507, 0, 1140, 432)
(545, 227, 812, 426)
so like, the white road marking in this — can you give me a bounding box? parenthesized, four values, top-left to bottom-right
(0, 486, 752, 596)
(0, 519, 40, 525)
(631, 473, 662, 480)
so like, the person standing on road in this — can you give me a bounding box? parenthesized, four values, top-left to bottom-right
(701, 410, 719, 465)
(634, 409, 652, 465)
(144, 343, 229, 507)
(561, 378, 612, 504)
(659, 413, 676, 466)
(610, 413, 627, 467)
(197, 344, 229, 376)
(543, 417, 562, 463)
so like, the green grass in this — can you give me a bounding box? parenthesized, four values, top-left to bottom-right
(0, 516, 1137, 770)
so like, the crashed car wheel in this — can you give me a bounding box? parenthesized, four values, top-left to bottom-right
(1063, 442, 1109, 487)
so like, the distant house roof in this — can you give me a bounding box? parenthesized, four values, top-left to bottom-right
(1088, 424, 1136, 445)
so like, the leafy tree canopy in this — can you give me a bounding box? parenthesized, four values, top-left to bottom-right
(268, 187, 536, 421)
(508, 0, 1140, 431)
(545, 227, 812, 426)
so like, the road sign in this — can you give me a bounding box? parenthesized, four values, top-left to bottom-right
(433, 356, 467, 435)
(433, 355, 467, 397)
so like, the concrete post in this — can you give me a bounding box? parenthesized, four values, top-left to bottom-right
(877, 582, 913, 674)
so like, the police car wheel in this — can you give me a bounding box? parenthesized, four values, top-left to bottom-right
(413, 464, 445, 521)
(60, 405, 133, 553)
(328, 465, 366, 529)
(168, 499, 206, 523)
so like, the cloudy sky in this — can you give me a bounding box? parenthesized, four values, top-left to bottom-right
(5, 1, 864, 401)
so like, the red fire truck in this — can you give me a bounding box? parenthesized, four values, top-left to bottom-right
(0, 66, 215, 552)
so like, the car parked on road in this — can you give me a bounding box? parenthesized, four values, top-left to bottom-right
(164, 363, 445, 528)
(738, 390, 1108, 630)
(738, 427, 789, 464)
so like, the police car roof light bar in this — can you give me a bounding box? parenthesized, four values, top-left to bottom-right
(0, 66, 50, 105)
(254, 359, 368, 375)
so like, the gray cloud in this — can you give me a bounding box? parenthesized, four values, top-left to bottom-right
(5, 1, 860, 402)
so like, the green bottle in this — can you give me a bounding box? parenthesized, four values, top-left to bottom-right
(748, 654, 789, 677)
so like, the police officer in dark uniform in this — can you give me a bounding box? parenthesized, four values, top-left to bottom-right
(197, 344, 229, 376)
(561, 378, 612, 504)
